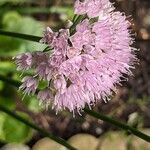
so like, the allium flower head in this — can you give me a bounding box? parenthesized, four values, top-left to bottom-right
(14, 0, 137, 114)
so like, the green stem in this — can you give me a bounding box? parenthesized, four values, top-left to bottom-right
(0, 30, 41, 42)
(70, 15, 85, 35)
(84, 108, 150, 142)
(43, 46, 53, 52)
(16, 7, 52, 14)
(0, 105, 76, 150)
(72, 14, 78, 23)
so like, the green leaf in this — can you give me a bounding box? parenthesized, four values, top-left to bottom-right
(0, 81, 4, 91)
(2, 11, 22, 29)
(0, 74, 21, 88)
(0, 113, 5, 140)
(0, 111, 33, 143)
(0, 62, 16, 74)
(0, 97, 15, 110)
(23, 96, 42, 113)
(0, 11, 45, 56)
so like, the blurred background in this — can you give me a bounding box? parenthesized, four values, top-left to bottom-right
(0, 0, 150, 149)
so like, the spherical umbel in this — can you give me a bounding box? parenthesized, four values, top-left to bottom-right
(14, 0, 137, 114)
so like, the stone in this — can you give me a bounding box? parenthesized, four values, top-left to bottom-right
(32, 138, 65, 150)
(68, 134, 98, 150)
(0, 143, 30, 150)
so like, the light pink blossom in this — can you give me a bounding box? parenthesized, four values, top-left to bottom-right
(37, 88, 54, 106)
(32, 51, 49, 67)
(74, 0, 87, 15)
(53, 75, 67, 94)
(70, 19, 94, 50)
(35, 62, 52, 81)
(40, 27, 57, 46)
(19, 76, 38, 95)
(59, 56, 82, 76)
(14, 53, 32, 71)
(74, 0, 114, 18)
(67, 46, 81, 58)
(52, 29, 69, 55)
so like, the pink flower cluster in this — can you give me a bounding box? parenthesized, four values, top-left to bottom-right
(74, 0, 114, 18)
(14, 0, 137, 114)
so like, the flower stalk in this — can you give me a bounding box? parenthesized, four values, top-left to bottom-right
(84, 108, 150, 143)
(0, 29, 41, 42)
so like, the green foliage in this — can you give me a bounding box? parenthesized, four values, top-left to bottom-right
(0, 0, 29, 6)
(0, 97, 15, 110)
(0, 62, 40, 143)
(0, 113, 5, 140)
(0, 112, 33, 143)
(0, 62, 16, 74)
(0, 81, 4, 91)
(0, 72, 33, 143)
(0, 11, 45, 56)
(23, 96, 42, 113)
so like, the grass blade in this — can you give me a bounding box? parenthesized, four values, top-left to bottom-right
(0, 30, 42, 42)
